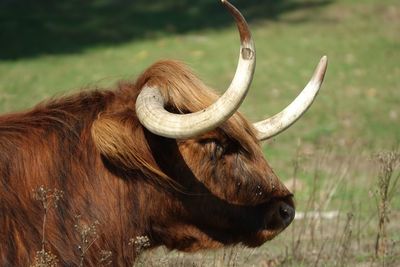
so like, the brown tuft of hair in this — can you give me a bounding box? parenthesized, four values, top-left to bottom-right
(91, 112, 168, 181)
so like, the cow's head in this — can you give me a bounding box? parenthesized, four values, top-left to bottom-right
(92, 0, 327, 251)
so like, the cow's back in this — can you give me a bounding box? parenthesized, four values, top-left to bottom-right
(0, 90, 125, 265)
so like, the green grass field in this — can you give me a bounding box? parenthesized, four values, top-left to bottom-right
(1, 0, 399, 266)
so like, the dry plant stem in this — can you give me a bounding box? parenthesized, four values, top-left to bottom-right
(309, 165, 320, 248)
(336, 213, 353, 267)
(312, 239, 327, 267)
(374, 151, 400, 258)
(75, 218, 100, 267)
(42, 203, 48, 251)
(291, 148, 301, 260)
(356, 202, 362, 251)
(80, 239, 96, 265)
(31, 186, 63, 267)
(321, 157, 350, 211)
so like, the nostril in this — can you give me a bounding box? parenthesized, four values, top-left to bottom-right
(279, 202, 295, 227)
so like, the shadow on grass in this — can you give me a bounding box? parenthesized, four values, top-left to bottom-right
(0, 0, 333, 60)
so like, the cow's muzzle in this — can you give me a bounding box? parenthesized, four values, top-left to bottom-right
(263, 196, 295, 230)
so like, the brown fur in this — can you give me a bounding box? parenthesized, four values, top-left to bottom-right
(0, 60, 293, 266)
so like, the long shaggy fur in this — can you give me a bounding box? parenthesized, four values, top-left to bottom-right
(0, 60, 292, 266)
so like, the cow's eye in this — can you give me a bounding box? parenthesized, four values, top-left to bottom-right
(214, 142, 225, 160)
(199, 138, 226, 161)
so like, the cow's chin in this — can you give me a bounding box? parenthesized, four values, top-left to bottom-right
(241, 229, 283, 248)
(167, 226, 284, 253)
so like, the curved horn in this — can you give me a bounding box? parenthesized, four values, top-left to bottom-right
(253, 56, 328, 140)
(135, 0, 255, 139)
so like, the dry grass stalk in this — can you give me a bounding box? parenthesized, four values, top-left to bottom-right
(31, 186, 64, 267)
(74, 216, 100, 267)
(335, 212, 354, 267)
(374, 151, 400, 258)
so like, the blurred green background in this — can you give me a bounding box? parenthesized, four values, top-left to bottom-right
(0, 0, 399, 265)
(0, 0, 398, 159)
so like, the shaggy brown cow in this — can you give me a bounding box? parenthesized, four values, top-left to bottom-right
(0, 0, 327, 266)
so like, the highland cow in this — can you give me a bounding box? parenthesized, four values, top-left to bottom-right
(0, 0, 327, 265)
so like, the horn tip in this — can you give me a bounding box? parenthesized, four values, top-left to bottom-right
(313, 55, 328, 83)
(221, 0, 232, 9)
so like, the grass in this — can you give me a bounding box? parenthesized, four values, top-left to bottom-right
(1, 0, 399, 266)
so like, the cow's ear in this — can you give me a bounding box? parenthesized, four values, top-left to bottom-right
(91, 114, 165, 178)
(91, 114, 134, 169)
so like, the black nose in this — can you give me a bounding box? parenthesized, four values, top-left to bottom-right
(278, 202, 295, 227)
